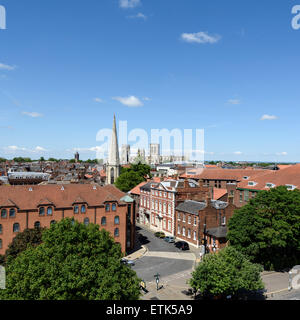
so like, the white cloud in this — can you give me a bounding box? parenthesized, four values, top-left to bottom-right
(260, 114, 278, 121)
(34, 146, 47, 152)
(276, 152, 287, 156)
(128, 12, 147, 20)
(0, 63, 16, 71)
(93, 97, 104, 103)
(181, 32, 221, 44)
(234, 151, 243, 155)
(143, 97, 151, 101)
(4, 145, 47, 153)
(227, 99, 241, 105)
(119, 0, 141, 9)
(112, 95, 143, 107)
(22, 111, 43, 118)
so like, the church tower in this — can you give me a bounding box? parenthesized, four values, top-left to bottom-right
(106, 114, 120, 185)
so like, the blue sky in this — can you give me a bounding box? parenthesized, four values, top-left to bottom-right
(0, 0, 300, 162)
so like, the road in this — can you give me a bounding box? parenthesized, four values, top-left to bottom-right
(268, 289, 300, 300)
(132, 227, 195, 284)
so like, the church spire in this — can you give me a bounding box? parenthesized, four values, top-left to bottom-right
(106, 114, 120, 184)
(108, 114, 120, 166)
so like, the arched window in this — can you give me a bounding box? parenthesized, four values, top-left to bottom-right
(9, 208, 16, 218)
(84, 218, 89, 226)
(114, 216, 120, 225)
(0, 224, 2, 234)
(101, 217, 106, 226)
(105, 204, 110, 212)
(39, 207, 45, 216)
(34, 221, 41, 229)
(47, 207, 53, 216)
(1, 209, 7, 218)
(74, 205, 79, 214)
(0, 239, 2, 249)
(114, 228, 119, 237)
(112, 203, 117, 211)
(13, 223, 20, 233)
(81, 205, 86, 213)
(50, 220, 56, 225)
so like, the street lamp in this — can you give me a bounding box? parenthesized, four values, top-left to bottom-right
(154, 273, 160, 291)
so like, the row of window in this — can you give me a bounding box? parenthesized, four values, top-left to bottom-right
(0, 216, 120, 235)
(177, 212, 197, 225)
(1, 203, 118, 219)
(151, 190, 173, 199)
(1, 208, 16, 218)
(239, 190, 256, 202)
(177, 226, 197, 240)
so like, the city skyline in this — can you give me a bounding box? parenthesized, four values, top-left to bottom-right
(0, 0, 299, 162)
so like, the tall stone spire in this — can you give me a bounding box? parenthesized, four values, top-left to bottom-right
(106, 114, 120, 184)
(108, 114, 120, 166)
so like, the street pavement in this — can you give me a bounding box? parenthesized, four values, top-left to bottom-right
(132, 227, 195, 283)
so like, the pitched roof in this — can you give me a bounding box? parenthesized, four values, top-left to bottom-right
(212, 188, 227, 200)
(206, 226, 227, 238)
(129, 181, 148, 195)
(0, 184, 126, 210)
(237, 164, 300, 191)
(176, 200, 206, 215)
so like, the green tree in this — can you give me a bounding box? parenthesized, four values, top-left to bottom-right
(115, 162, 151, 192)
(228, 186, 300, 270)
(189, 246, 264, 299)
(115, 170, 145, 193)
(0, 219, 141, 300)
(3, 228, 45, 265)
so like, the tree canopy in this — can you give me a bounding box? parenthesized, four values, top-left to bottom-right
(228, 186, 300, 270)
(0, 219, 141, 300)
(115, 162, 151, 192)
(189, 246, 264, 299)
(3, 227, 44, 265)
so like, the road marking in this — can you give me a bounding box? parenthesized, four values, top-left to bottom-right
(145, 251, 195, 261)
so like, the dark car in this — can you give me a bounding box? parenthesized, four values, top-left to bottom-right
(154, 232, 165, 239)
(175, 241, 189, 250)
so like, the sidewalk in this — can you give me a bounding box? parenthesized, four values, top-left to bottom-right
(261, 271, 290, 298)
(124, 245, 148, 261)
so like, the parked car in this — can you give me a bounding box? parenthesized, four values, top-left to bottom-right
(174, 241, 190, 251)
(164, 236, 175, 243)
(154, 232, 165, 239)
(121, 258, 135, 267)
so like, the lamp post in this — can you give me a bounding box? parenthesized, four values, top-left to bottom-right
(154, 273, 160, 291)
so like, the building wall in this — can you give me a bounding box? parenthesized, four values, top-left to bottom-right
(0, 203, 129, 255)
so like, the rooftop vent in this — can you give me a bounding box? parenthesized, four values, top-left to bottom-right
(29, 187, 33, 191)
(61, 186, 64, 191)
(93, 185, 97, 190)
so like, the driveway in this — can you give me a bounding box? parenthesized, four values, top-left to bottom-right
(132, 227, 195, 283)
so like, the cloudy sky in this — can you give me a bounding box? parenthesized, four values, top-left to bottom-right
(0, 0, 299, 161)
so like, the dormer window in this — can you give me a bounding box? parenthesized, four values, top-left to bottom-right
(265, 183, 275, 188)
(9, 208, 16, 218)
(39, 207, 45, 216)
(248, 181, 257, 187)
(243, 176, 249, 180)
(286, 184, 296, 191)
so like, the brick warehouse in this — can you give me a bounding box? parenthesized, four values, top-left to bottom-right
(0, 184, 135, 255)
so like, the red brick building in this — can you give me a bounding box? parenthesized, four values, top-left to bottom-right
(175, 195, 236, 251)
(0, 184, 135, 255)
